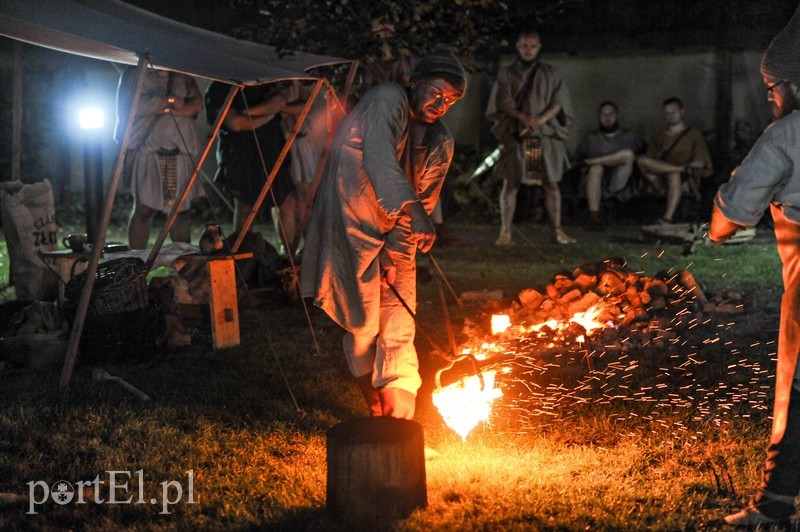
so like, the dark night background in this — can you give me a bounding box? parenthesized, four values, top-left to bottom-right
(1, 0, 799, 209)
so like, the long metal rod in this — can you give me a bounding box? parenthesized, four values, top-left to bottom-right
(427, 251, 462, 308)
(385, 281, 454, 361)
(145, 84, 239, 272)
(11, 41, 22, 182)
(430, 260, 458, 360)
(199, 170, 234, 213)
(59, 54, 150, 390)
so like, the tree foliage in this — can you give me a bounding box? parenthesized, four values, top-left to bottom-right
(127, 0, 795, 65)
(128, 0, 579, 68)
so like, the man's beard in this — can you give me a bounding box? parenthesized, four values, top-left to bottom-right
(775, 92, 799, 119)
(599, 120, 619, 134)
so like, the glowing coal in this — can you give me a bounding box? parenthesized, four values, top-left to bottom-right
(491, 314, 511, 334)
(433, 258, 762, 443)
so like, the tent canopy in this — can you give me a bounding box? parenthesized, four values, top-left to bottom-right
(0, 0, 355, 388)
(0, 0, 350, 85)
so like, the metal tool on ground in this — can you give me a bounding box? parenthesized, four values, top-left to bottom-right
(92, 367, 151, 401)
(465, 128, 529, 183)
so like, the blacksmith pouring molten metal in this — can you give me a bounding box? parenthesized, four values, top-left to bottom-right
(300, 44, 466, 420)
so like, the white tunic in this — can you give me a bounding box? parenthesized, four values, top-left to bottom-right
(300, 83, 454, 336)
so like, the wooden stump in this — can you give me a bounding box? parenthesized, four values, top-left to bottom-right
(326, 417, 427, 526)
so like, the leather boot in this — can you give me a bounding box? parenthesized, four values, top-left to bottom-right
(355, 374, 382, 416)
(378, 387, 416, 419)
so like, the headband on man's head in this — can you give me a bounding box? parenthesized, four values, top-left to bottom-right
(410, 44, 467, 95)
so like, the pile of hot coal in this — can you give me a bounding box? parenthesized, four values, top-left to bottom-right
(434, 258, 769, 441)
(464, 257, 752, 357)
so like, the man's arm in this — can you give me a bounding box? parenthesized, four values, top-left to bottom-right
(637, 155, 685, 174)
(709, 204, 745, 243)
(688, 131, 714, 176)
(502, 101, 561, 133)
(239, 92, 287, 119)
(221, 91, 286, 132)
(402, 200, 435, 253)
(167, 76, 202, 117)
(585, 149, 636, 167)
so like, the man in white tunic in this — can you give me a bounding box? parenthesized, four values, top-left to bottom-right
(710, 8, 800, 527)
(300, 45, 466, 419)
(116, 68, 204, 249)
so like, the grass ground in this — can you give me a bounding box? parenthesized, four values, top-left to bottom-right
(0, 215, 794, 531)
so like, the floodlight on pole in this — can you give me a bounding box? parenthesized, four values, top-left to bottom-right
(78, 107, 104, 130)
(78, 106, 105, 245)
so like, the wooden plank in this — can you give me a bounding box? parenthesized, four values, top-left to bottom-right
(208, 258, 239, 349)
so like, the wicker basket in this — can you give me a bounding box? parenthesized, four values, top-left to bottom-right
(65, 257, 149, 315)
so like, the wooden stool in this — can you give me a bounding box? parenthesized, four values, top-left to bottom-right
(326, 417, 427, 526)
(182, 253, 252, 349)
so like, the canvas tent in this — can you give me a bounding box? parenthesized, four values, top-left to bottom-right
(0, 0, 347, 83)
(0, 0, 355, 388)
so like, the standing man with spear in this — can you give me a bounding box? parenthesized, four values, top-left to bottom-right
(300, 45, 466, 419)
(709, 6, 800, 526)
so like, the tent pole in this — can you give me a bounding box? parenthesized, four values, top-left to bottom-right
(306, 84, 347, 202)
(59, 54, 150, 390)
(232, 78, 325, 252)
(303, 61, 358, 204)
(145, 84, 239, 272)
(340, 60, 359, 111)
(200, 170, 234, 213)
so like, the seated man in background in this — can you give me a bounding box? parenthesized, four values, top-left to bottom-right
(575, 101, 643, 230)
(636, 97, 712, 224)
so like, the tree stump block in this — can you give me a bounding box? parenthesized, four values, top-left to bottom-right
(326, 417, 427, 526)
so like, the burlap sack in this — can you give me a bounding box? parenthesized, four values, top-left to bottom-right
(0, 180, 58, 301)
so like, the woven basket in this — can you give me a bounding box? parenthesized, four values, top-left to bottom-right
(65, 257, 149, 316)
